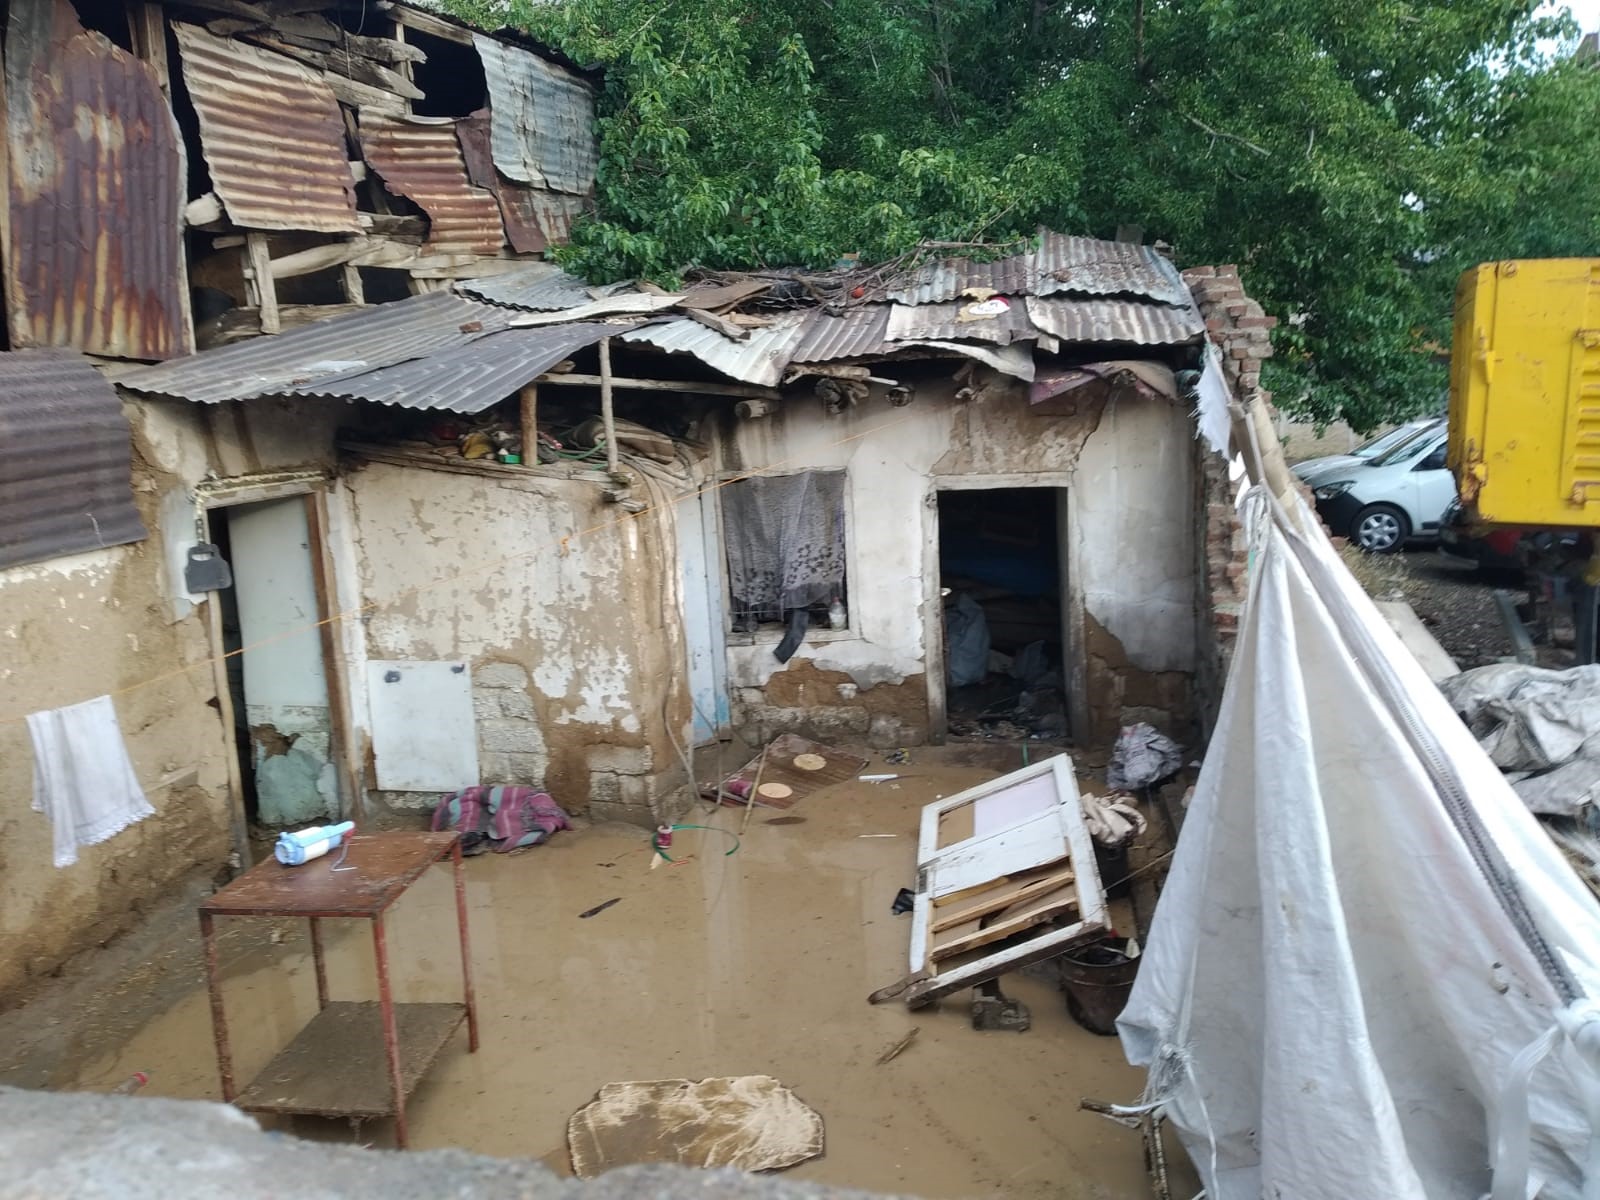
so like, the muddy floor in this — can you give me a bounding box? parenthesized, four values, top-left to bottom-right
(14, 748, 1195, 1199)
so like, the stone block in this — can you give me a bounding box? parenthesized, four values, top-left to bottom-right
(472, 692, 501, 722)
(587, 744, 653, 775)
(479, 718, 540, 752)
(587, 800, 654, 827)
(497, 689, 537, 720)
(472, 661, 529, 689)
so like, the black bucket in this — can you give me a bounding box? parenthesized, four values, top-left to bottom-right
(1093, 841, 1130, 899)
(1059, 938, 1139, 1036)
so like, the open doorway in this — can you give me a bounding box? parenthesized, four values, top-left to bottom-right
(208, 496, 340, 827)
(937, 486, 1069, 741)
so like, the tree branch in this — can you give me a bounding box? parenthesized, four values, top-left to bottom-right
(1183, 111, 1271, 157)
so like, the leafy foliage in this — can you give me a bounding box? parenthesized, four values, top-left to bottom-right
(477, 0, 1600, 429)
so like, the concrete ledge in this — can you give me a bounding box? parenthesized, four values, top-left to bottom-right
(1374, 600, 1459, 683)
(0, 1087, 911, 1200)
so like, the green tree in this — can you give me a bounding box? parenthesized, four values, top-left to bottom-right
(480, 0, 1600, 430)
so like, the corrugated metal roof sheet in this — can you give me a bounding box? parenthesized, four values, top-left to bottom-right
(1031, 233, 1192, 307)
(474, 34, 597, 196)
(788, 305, 893, 363)
(1024, 296, 1204, 346)
(620, 314, 811, 387)
(4, 0, 191, 360)
(283, 323, 610, 412)
(174, 24, 360, 233)
(459, 266, 634, 310)
(455, 107, 587, 253)
(360, 117, 505, 255)
(119, 291, 514, 404)
(886, 233, 1191, 308)
(0, 348, 148, 568)
(885, 297, 1038, 345)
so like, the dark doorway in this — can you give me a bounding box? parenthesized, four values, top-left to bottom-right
(937, 487, 1068, 740)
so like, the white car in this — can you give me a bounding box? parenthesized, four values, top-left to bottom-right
(1303, 424, 1457, 553)
(1291, 416, 1443, 486)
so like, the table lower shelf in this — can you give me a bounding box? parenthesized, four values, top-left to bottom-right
(235, 1000, 466, 1120)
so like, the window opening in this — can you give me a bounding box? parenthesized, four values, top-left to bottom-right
(721, 470, 849, 644)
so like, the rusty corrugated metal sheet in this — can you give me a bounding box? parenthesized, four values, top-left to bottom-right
(886, 233, 1191, 308)
(360, 117, 504, 255)
(456, 106, 587, 252)
(0, 348, 147, 568)
(1031, 233, 1192, 307)
(619, 314, 810, 387)
(4, 0, 191, 360)
(474, 34, 596, 196)
(285, 323, 612, 412)
(174, 23, 359, 233)
(1024, 296, 1204, 345)
(119, 292, 515, 403)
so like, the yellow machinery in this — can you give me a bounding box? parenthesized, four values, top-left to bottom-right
(1448, 259, 1600, 525)
(1448, 259, 1600, 660)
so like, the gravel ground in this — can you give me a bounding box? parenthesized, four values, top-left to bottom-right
(1340, 544, 1517, 670)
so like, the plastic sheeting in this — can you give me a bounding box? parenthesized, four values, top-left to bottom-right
(1119, 489, 1600, 1200)
(720, 471, 846, 624)
(1442, 664, 1600, 817)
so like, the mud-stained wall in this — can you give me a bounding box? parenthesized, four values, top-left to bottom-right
(0, 394, 346, 1004)
(339, 458, 690, 824)
(719, 373, 1199, 745)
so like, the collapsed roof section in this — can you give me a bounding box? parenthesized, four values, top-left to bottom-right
(119, 231, 1206, 411)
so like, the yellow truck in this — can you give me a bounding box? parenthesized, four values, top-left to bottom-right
(1448, 259, 1600, 526)
(1447, 259, 1600, 660)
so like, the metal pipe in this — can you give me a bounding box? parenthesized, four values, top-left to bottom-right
(451, 839, 479, 1052)
(371, 914, 408, 1147)
(200, 912, 236, 1101)
(309, 917, 329, 1011)
(599, 336, 619, 475)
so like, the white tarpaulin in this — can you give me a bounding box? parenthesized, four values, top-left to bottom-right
(1119, 489, 1600, 1200)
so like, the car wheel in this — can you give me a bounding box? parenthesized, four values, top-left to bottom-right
(1352, 504, 1409, 554)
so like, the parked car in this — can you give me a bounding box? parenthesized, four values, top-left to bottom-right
(1291, 416, 1443, 486)
(1438, 498, 1527, 573)
(1307, 425, 1456, 553)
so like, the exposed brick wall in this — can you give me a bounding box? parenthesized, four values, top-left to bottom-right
(1183, 264, 1278, 731)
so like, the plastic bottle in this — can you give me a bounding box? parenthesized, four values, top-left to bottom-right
(112, 1072, 149, 1095)
(274, 821, 355, 866)
(828, 597, 847, 630)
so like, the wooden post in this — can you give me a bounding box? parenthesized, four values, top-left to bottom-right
(341, 262, 366, 306)
(244, 232, 280, 335)
(598, 336, 619, 474)
(518, 383, 538, 463)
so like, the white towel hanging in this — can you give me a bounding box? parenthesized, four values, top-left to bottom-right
(27, 695, 154, 868)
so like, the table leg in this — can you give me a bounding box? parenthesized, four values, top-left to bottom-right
(371, 914, 408, 1148)
(451, 839, 479, 1052)
(200, 911, 235, 1101)
(309, 917, 329, 1010)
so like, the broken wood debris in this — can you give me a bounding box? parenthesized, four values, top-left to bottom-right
(874, 1026, 920, 1065)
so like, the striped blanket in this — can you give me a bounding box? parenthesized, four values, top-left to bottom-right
(430, 786, 570, 855)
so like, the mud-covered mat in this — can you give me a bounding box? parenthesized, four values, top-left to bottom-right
(567, 1075, 824, 1177)
(717, 734, 869, 810)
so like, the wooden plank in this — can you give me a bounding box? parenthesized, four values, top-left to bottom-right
(129, 2, 172, 95)
(535, 373, 783, 401)
(929, 885, 1079, 963)
(928, 808, 1070, 899)
(930, 864, 1075, 933)
(270, 238, 377, 280)
(907, 916, 1108, 1009)
(342, 262, 366, 305)
(684, 307, 750, 341)
(519, 383, 538, 460)
(234, 1001, 465, 1118)
(385, 3, 474, 46)
(929, 874, 1012, 909)
(244, 232, 279, 334)
(185, 193, 226, 229)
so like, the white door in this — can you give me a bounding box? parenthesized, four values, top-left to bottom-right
(1411, 439, 1457, 534)
(678, 489, 730, 744)
(228, 496, 336, 824)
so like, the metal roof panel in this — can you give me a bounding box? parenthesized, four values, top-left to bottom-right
(174, 23, 360, 233)
(1024, 296, 1205, 346)
(360, 116, 505, 256)
(619, 314, 810, 387)
(474, 35, 597, 196)
(0, 348, 148, 568)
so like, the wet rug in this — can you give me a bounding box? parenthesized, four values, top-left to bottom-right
(567, 1074, 824, 1177)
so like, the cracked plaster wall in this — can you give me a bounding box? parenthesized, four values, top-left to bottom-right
(341, 460, 689, 824)
(720, 374, 1200, 744)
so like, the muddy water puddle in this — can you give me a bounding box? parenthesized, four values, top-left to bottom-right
(68, 761, 1190, 1198)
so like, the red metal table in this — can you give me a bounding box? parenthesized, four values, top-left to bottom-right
(199, 831, 478, 1147)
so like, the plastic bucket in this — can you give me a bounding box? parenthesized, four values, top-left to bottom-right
(1059, 938, 1139, 1036)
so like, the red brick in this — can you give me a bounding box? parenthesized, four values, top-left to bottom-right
(1184, 266, 1217, 279)
(1236, 315, 1275, 329)
(1229, 346, 1254, 360)
(1205, 317, 1227, 333)
(1217, 264, 1239, 277)
(1225, 301, 1247, 317)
